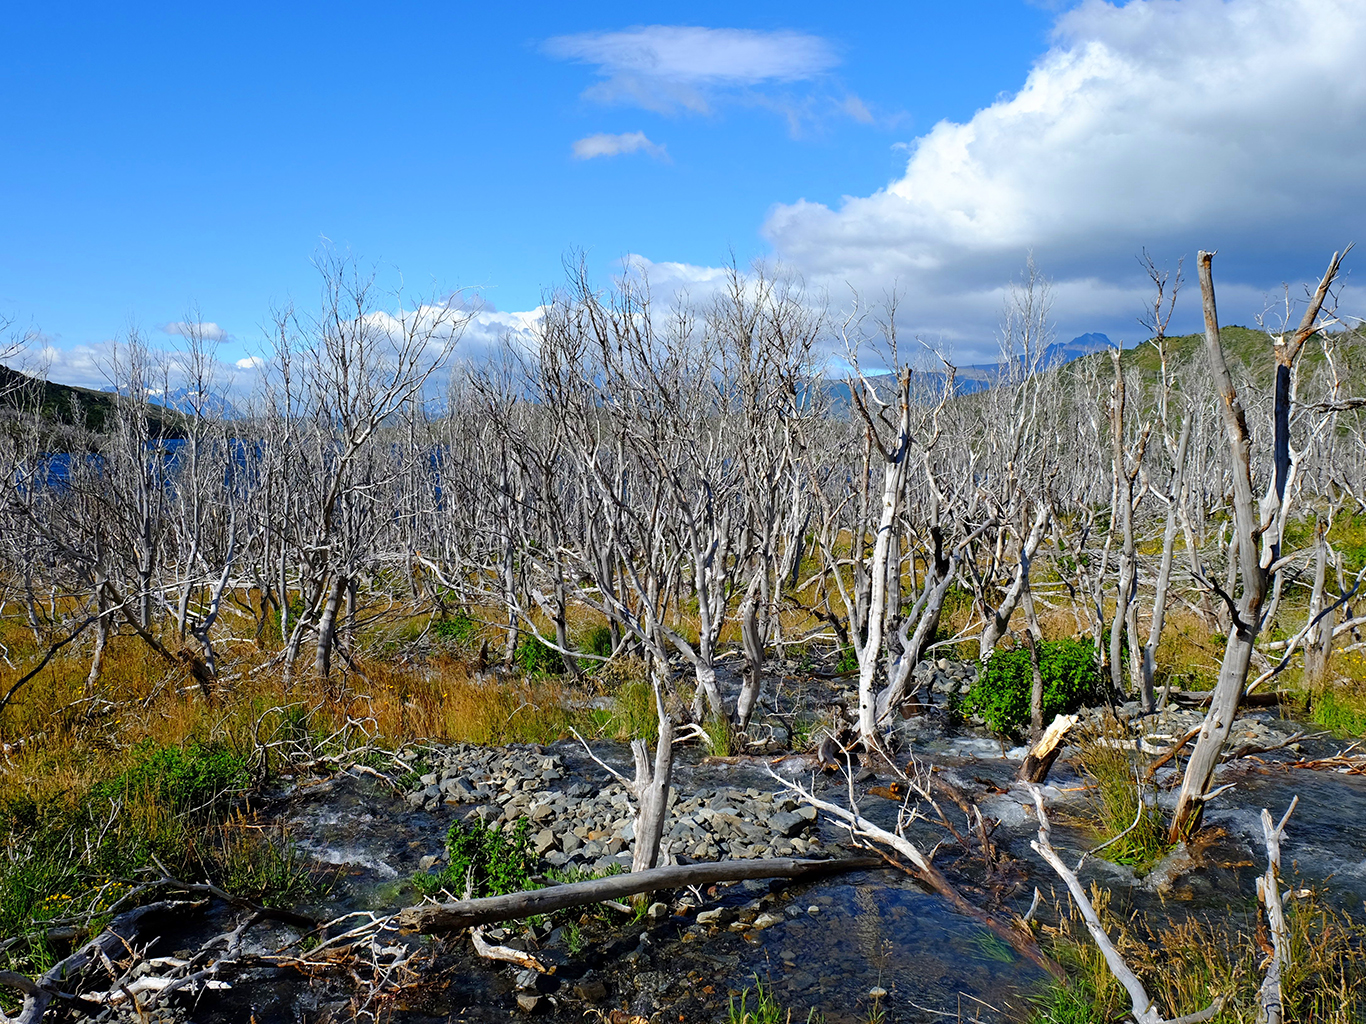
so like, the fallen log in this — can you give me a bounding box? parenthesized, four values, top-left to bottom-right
(397, 856, 883, 934)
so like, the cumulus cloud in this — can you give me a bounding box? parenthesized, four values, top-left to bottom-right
(762, 0, 1366, 358)
(572, 131, 669, 161)
(162, 320, 228, 342)
(544, 25, 861, 127)
(235, 355, 265, 370)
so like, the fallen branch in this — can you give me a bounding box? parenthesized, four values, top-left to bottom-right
(770, 770, 1060, 979)
(0, 899, 205, 1024)
(1144, 725, 1203, 780)
(470, 926, 551, 973)
(397, 856, 883, 933)
(1024, 783, 1223, 1024)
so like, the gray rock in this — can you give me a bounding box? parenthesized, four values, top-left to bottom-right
(533, 829, 557, 855)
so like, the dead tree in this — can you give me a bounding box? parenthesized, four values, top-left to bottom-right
(1171, 249, 1346, 839)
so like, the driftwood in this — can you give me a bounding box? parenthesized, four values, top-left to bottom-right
(1256, 798, 1297, 1024)
(0, 899, 205, 1024)
(1024, 783, 1223, 1024)
(470, 926, 551, 974)
(1018, 713, 1077, 783)
(398, 856, 883, 933)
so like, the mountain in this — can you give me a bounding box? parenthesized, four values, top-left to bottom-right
(0, 363, 185, 436)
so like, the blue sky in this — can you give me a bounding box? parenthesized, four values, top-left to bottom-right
(4, 1, 1365, 384)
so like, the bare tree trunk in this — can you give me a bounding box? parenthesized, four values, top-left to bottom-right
(1171, 249, 1344, 838)
(314, 575, 346, 680)
(1304, 518, 1333, 687)
(630, 674, 675, 873)
(86, 583, 110, 689)
(1142, 415, 1191, 701)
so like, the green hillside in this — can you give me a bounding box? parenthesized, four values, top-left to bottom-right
(0, 364, 184, 437)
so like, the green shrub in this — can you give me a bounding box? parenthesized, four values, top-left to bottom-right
(105, 740, 249, 816)
(835, 644, 858, 674)
(416, 817, 538, 899)
(432, 612, 479, 646)
(514, 632, 562, 675)
(960, 638, 1099, 738)
(580, 624, 614, 660)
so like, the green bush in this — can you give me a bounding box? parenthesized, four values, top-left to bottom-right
(514, 632, 562, 675)
(960, 637, 1099, 738)
(416, 817, 538, 899)
(105, 740, 249, 816)
(432, 612, 479, 646)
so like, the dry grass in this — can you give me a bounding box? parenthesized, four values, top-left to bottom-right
(1034, 885, 1366, 1023)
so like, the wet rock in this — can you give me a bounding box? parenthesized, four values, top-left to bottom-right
(574, 979, 608, 1003)
(695, 908, 733, 926)
(516, 992, 542, 1012)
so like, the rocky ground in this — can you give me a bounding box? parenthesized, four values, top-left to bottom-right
(402, 743, 826, 875)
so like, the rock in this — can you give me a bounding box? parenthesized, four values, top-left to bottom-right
(418, 854, 441, 872)
(752, 912, 784, 930)
(770, 811, 805, 838)
(515, 992, 541, 1012)
(533, 829, 557, 855)
(646, 902, 668, 923)
(574, 979, 608, 1003)
(695, 908, 733, 926)
(420, 773, 439, 787)
(515, 969, 542, 992)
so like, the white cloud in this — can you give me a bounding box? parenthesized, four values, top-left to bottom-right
(545, 25, 846, 119)
(235, 355, 265, 370)
(162, 320, 228, 342)
(762, 0, 1366, 358)
(572, 131, 669, 161)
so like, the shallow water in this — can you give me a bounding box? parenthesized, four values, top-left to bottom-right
(191, 723, 1366, 1023)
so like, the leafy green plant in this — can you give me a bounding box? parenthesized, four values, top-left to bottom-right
(103, 740, 250, 817)
(960, 637, 1099, 738)
(514, 632, 561, 676)
(562, 919, 586, 956)
(432, 612, 479, 646)
(835, 644, 858, 674)
(415, 817, 538, 899)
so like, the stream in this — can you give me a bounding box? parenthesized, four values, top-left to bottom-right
(182, 715, 1366, 1024)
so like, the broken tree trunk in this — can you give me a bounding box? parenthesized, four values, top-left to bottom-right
(1257, 797, 1297, 1024)
(397, 856, 884, 933)
(1018, 713, 1077, 784)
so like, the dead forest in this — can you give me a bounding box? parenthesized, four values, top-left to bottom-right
(2, 248, 1366, 1023)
